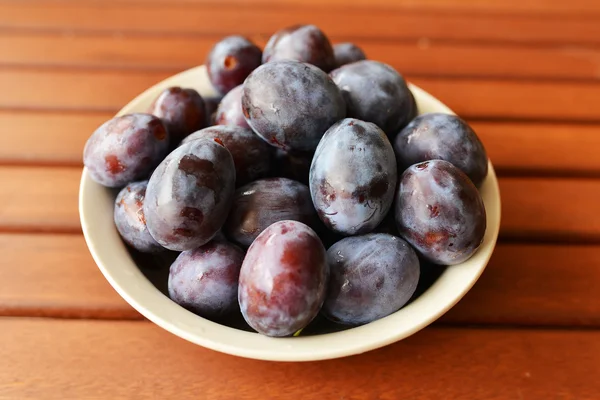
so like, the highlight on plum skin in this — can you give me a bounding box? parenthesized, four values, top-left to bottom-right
(330, 60, 415, 139)
(262, 24, 336, 72)
(147, 86, 206, 147)
(238, 220, 329, 337)
(83, 113, 169, 188)
(182, 125, 272, 187)
(395, 160, 487, 266)
(224, 177, 318, 248)
(114, 180, 164, 253)
(206, 35, 262, 95)
(214, 84, 250, 129)
(393, 112, 488, 186)
(143, 139, 236, 251)
(242, 60, 346, 152)
(168, 239, 245, 319)
(309, 118, 397, 236)
(322, 233, 420, 326)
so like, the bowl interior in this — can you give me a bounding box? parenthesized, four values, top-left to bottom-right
(79, 66, 501, 361)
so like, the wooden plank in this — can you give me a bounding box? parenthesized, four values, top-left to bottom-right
(409, 77, 600, 121)
(2, 232, 598, 326)
(473, 121, 600, 176)
(0, 233, 139, 319)
(3, 112, 600, 176)
(2, 2, 600, 46)
(2, 68, 600, 120)
(3, 33, 600, 81)
(499, 177, 600, 241)
(2, 167, 600, 240)
(0, 69, 171, 112)
(0, 167, 80, 233)
(1, 319, 599, 399)
(98, 0, 600, 15)
(443, 243, 600, 326)
(0, 111, 108, 166)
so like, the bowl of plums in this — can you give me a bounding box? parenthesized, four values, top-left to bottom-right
(79, 24, 500, 361)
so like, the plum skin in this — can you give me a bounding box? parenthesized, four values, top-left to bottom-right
(113, 181, 163, 253)
(242, 60, 346, 152)
(168, 239, 245, 318)
(144, 139, 236, 251)
(322, 233, 420, 325)
(83, 113, 169, 188)
(309, 118, 397, 235)
(394, 159, 486, 265)
(393, 112, 488, 186)
(224, 177, 318, 248)
(238, 220, 328, 337)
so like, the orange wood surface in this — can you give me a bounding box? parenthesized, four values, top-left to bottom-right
(4, 33, 600, 82)
(2, 319, 599, 399)
(1, 0, 599, 398)
(3, 2, 600, 45)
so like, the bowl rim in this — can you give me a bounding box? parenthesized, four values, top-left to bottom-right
(79, 65, 501, 362)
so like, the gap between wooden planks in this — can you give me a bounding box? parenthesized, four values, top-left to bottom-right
(1, 110, 599, 177)
(1, 2, 600, 46)
(1, 167, 600, 240)
(2, 33, 600, 81)
(1, 68, 600, 120)
(1, 318, 599, 399)
(1, 233, 599, 326)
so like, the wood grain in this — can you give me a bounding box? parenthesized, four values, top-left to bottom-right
(443, 243, 600, 326)
(98, 0, 600, 15)
(3, 33, 600, 81)
(0, 111, 106, 166)
(0, 69, 170, 112)
(0, 233, 139, 319)
(2, 233, 598, 326)
(2, 2, 600, 45)
(500, 177, 600, 241)
(1, 319, 599, 399)
(2, 68, 600, 121)
(0, 167, 80, 233)
(473, 121, 600, 176)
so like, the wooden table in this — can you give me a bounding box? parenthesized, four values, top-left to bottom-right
(1, 0, 600, 398)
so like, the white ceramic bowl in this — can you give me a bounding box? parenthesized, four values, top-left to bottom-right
(79, 66, 501, 362)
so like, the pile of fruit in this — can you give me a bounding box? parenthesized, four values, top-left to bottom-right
(83, 24, 488, 337)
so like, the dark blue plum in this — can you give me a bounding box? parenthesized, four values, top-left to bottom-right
(322, 233, 420, 325)
(238, 220, 328, 337)
(224, 178, 318, 247)
(330, 60, 415, 139)
(242, 60, 346, 152)
(395, 160, 486, 265)
(310, 118, 397, 235)
(333, 42, 366, 67)
(262, 25, 336, 72)
(168, 239, 244, 318)
(147, 86, 206, 147)
(144, 139, 235, 251)
(114, 181, 163, 253)
(394, 113, 488, 186)
(182, 125, 271, 186)
(206, 36, 262, 95)
(83, 113, 169, 188)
